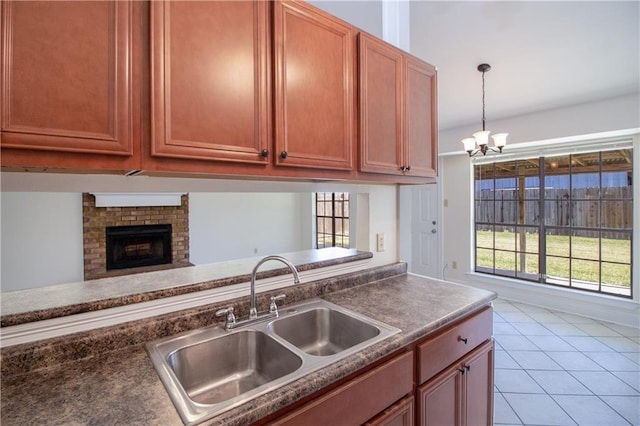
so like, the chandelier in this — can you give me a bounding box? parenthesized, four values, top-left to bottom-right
(462, 63, 508, 157)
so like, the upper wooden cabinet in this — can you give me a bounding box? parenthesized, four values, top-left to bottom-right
(359, 34, 404, 175)
(405, 57, 437, 178)
(1, 0, 436, 182)
(273, 0, 354, 171)
(0, 0, 141, 171)
(359, 33, 437, 178)
(150, 1, 270, 165)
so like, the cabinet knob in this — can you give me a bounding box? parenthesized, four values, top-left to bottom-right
(280, 151, 288, 159)
(261, 149, 269, 158)
(458, 336, 468, 344)
(406, 165, 411, 172)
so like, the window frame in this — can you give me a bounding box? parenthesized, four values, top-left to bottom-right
(315, 192, 350, 249)
(472, 142, 634, 299)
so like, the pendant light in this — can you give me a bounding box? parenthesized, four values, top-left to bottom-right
(462, 63, 508, 157)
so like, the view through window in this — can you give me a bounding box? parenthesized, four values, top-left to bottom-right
(316, 192, 350, 249)
(474, 148, 633, 298)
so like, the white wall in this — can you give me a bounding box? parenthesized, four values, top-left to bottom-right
(189, 193, 310, 264)
(367, 185, 397, 264)
(439, 95, 640, 326)
(440, 93, 640, 155)
(309, 0, 383, 38)
(0, 192, 84, 291)
(308, 0, 410, 51)
(0, 174, 400, 291)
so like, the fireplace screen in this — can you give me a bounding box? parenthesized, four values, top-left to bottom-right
(106, 224, 172, 270)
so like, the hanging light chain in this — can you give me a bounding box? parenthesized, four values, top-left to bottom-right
(481, 69, 486, 132)
(461, 62, 508, 157)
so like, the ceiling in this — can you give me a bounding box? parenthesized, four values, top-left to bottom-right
(409, 1, 640, 131)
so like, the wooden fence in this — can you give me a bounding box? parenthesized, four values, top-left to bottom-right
(475, 187, 632, 239)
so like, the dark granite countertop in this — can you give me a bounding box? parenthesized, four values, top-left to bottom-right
(0, 269, 496, 425)
(1, 247, 371, 326)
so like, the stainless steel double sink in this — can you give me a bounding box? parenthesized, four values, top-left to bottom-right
(146, 299, 400, 425)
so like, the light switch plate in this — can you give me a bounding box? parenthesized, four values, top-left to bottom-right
(376, 233, 385, 252)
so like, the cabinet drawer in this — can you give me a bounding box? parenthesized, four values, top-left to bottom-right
(271, 351, 414, 426)
(418, 308, 492, 384)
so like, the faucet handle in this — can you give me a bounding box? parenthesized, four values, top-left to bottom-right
(269, 294, 286, 316)
(215, 306, 236, 329)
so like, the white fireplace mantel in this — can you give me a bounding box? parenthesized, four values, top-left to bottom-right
(90, 193, 186, 207)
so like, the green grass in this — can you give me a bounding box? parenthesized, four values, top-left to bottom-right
(476, 230, 631, 287)
(317, 234, 350, 248)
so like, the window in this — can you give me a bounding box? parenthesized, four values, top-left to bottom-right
(316, 192, 350, 248)
(474, 148, 633, 298)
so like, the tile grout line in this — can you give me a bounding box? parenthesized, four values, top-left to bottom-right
(493, 298, 639, 425)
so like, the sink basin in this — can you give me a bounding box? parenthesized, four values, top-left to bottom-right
(146, 299, 400, 425)
(269, 307, 380, 356)
(167, 330, 302, 405)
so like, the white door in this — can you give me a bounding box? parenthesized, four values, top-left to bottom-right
(410, 185, 440, 278)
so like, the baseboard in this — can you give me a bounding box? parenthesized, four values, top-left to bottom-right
(451, 273, 639, 328)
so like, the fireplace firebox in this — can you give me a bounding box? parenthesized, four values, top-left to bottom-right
(106, 224, 172, 270)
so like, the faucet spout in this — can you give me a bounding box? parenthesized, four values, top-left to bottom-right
(249, 255, 300, 319)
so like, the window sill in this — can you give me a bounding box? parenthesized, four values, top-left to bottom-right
(460, 271, 639, 327)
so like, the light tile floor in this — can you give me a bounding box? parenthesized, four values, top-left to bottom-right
(492, 299, 640, 426)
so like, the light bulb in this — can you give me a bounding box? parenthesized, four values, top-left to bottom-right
(461, 138, 477, 152)
(473, 131, 490, 147)
(492, 133, 508, 148)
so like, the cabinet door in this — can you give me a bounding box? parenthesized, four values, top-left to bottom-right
(462, 340, 494, 426)
(404, 57, 437, 177)
(1, 1, 138, 167)
(417, 339, 494, 426)
(365, 395, 415, 426)
(418, 363, 462, 426)
(358, 33, 404, 175)
(151, 1, 270, 164)
(273, 0, 354, 171)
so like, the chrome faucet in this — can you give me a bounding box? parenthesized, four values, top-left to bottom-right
(217, 255, 300, 330)
(249, 255, 300, 319)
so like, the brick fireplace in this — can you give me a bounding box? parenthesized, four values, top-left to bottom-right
(82, 193, 190, 280)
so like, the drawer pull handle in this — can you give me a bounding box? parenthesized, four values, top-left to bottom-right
(458, 364, 471, 375)
(458, 336, 468, 344)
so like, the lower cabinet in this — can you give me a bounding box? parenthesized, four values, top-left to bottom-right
(418, 340, 494, 426)
(464, 341, 494, 425)
(270, 351, 414, 425)
(365, 395, 415, 426)
(267, 307, 494, 426)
